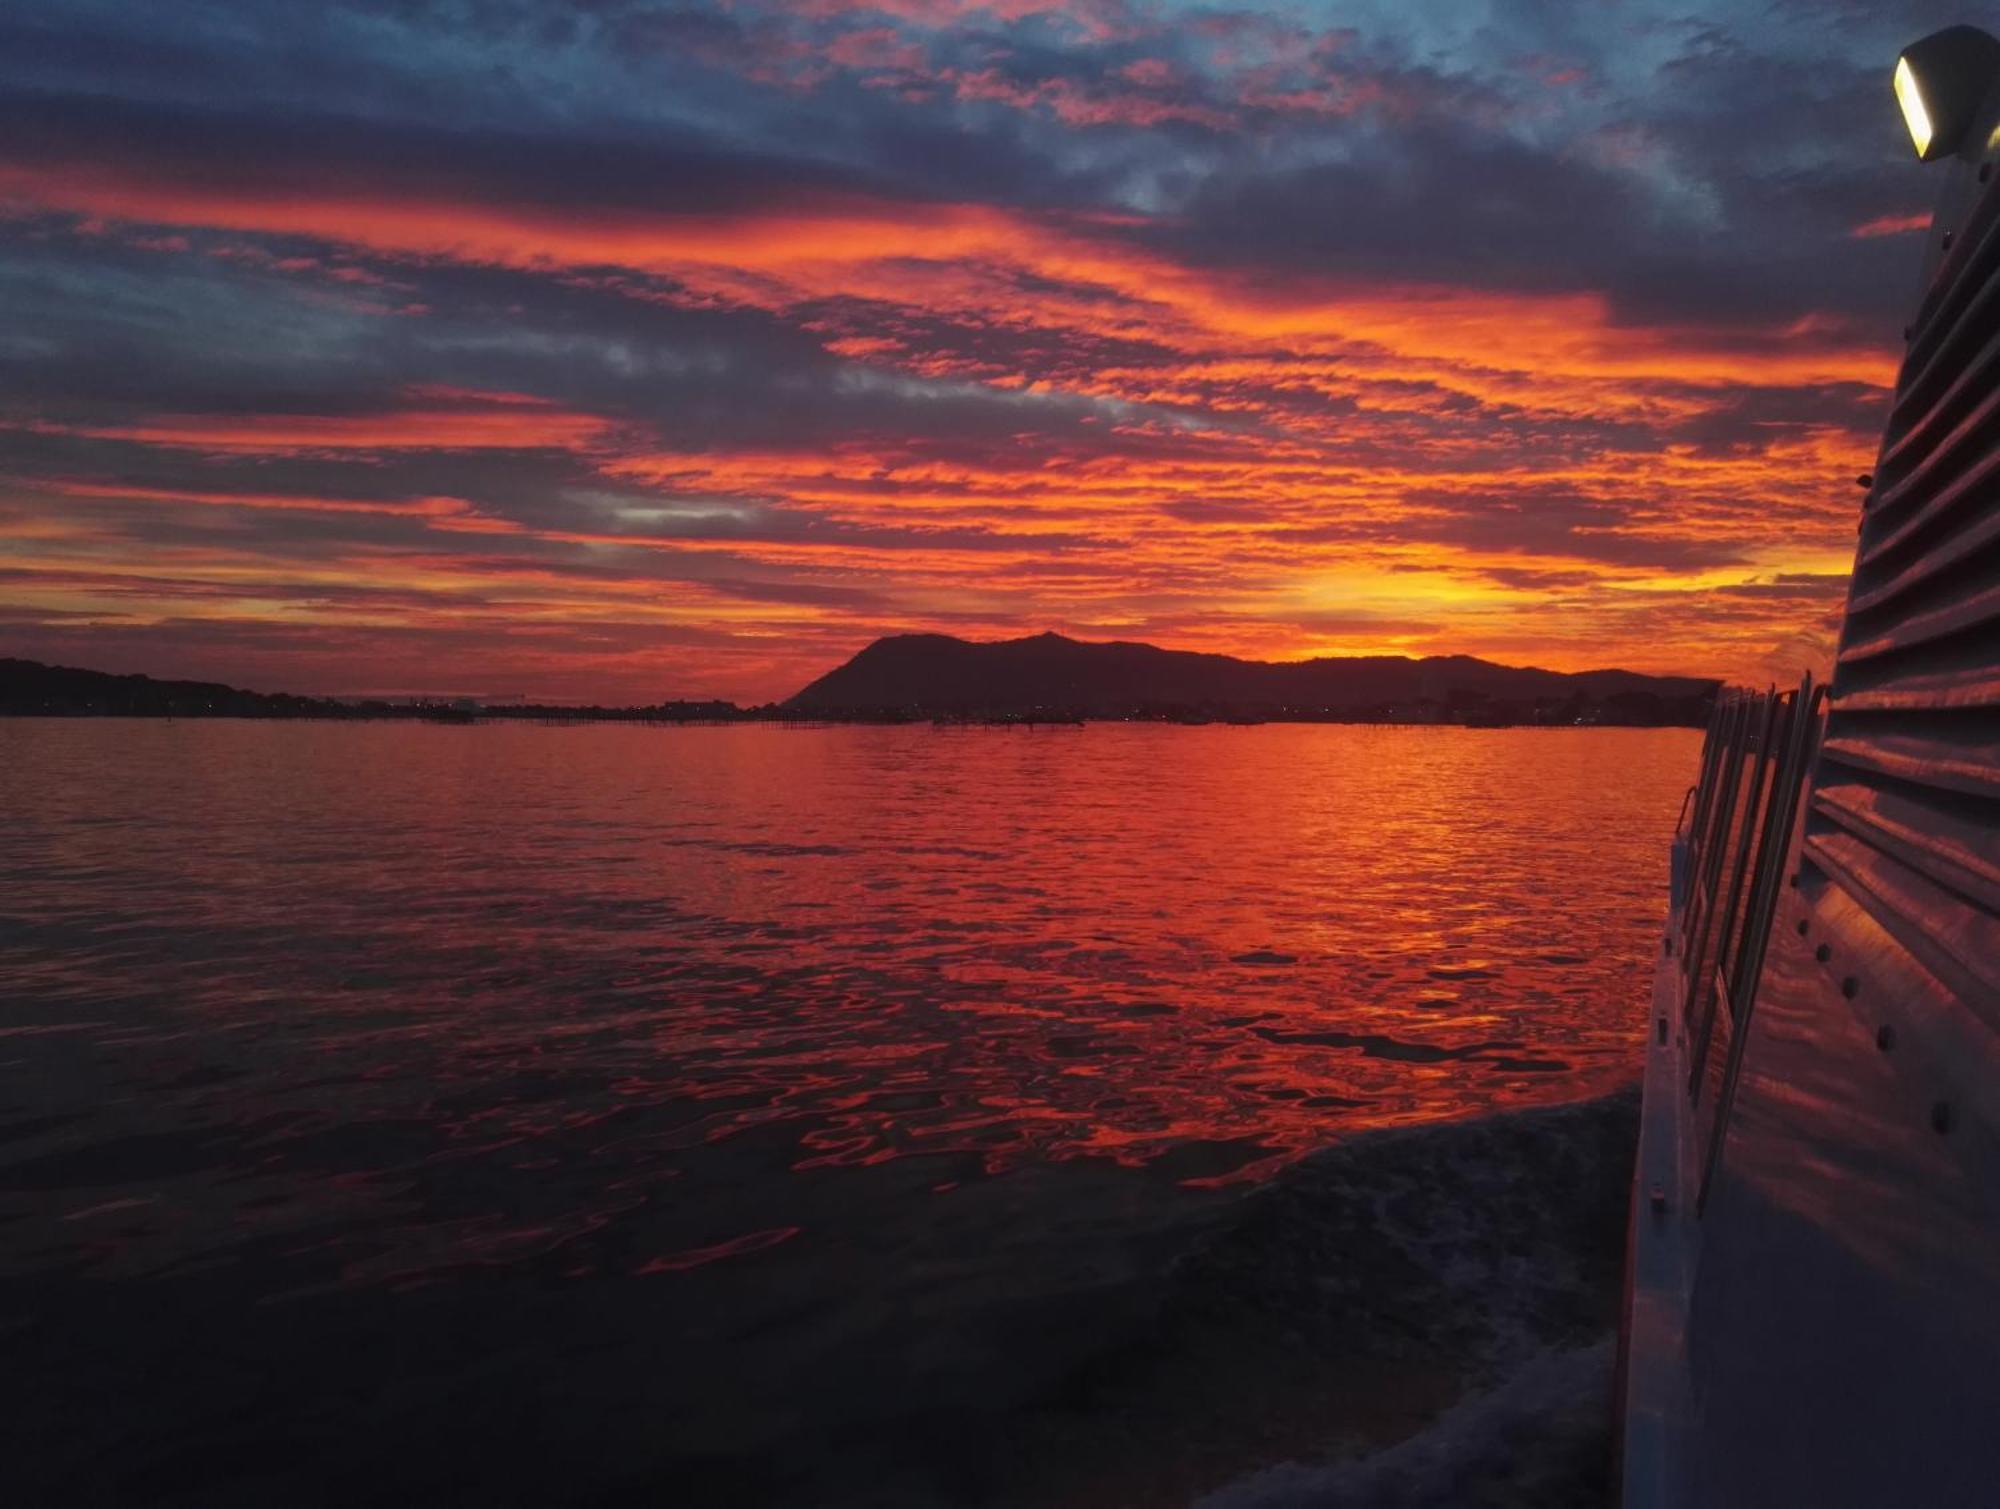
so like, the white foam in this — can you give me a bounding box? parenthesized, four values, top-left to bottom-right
(1197, 1336, 1615, 1509)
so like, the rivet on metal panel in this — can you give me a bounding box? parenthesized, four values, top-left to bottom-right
(1877, 1024, 1896, 1052)
(1815, 943, 1831, 963)
(1931, 1101, 1954, 1135)
(1796, 918, 1810, 935)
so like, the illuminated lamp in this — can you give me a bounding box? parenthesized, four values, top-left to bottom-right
(1895, 25, 2000, 161)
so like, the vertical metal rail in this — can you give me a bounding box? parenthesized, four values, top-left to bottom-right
(1678, 696, 1730, 943)
(1680, 695, 1754, 1022)
(1683, 697, 1729, 865)
(1669, 699, 1727, 924)
(1687, 688, 1783, 1100)
(1698, 674, 1825, 1214)
(1656, 671, 1830, 1209)
(1692, 691, 1736, 841)
(1678, 696, 1729, 963)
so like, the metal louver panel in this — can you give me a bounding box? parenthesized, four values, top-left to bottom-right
(1805, 156, 2000, 1041)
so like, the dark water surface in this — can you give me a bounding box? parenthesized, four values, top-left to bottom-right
(0, 721, 1688, 1505)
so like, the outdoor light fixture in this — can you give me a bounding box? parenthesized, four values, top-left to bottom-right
(1895, 25, 2000, 161)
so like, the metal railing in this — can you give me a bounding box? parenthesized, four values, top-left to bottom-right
(1671, 673, 1827, 1211)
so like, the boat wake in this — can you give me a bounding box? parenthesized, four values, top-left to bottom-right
(1198, 1338, 1616, 1509)
(985, 1087, 1639, 1508)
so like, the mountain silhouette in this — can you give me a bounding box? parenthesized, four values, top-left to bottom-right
(0, 639, 1718, 725)
(784, 632, 1716, 722)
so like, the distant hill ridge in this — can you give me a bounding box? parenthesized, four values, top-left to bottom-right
(0, 658, 343, 718)
(0, 659, 735, 721)
(783, 631, 1717, 721)
(0, 636, 1719, 725)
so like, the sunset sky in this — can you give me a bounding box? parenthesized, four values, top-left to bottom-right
(0, 1, 1960, 702)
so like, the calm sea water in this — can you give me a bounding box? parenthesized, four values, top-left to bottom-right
(0, 721, 1692, 1505)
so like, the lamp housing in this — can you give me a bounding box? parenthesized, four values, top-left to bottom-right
(1896, 25, 2000, 162)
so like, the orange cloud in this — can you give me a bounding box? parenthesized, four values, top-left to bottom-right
(17, 396, 615, 456)
(0, 159, 1892, 398)
(39, 480, 489, 519)
(1850, 211, 1930, 239)
(0, 143, 1894, 699)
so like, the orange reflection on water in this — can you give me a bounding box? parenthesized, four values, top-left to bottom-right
(0, 719, 1694, 1290)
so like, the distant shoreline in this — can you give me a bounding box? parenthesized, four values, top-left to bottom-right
(0, 652, 1718, 730)
(0, 710, 1706, 729)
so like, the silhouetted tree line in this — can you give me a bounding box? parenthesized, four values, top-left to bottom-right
(0, 660, 769, 723)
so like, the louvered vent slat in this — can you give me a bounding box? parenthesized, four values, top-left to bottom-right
(1818, 727, 2000, 800)
(1898, 167, 2000, 406)
(1806, 159, 2000, 1035)
(1839, 574, 2000, 659)
(1848, 475, 2000, 609)
(1888, 255, 2000, 438)
(1869, 379, 2000, 525)
(1862, 443, 2000, 567)
(1801, 827, 2000, 1029)
(1810, 778, 2000, 913)
(1831, 652, 2000, 713)
(1880, 321, 2000, 480)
